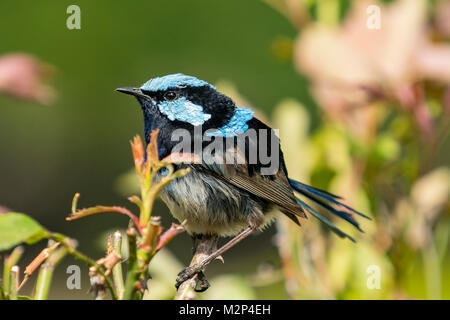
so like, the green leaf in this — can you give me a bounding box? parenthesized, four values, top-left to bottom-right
(0, 213, 48, 251)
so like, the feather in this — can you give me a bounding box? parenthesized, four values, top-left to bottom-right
(289, 179, 371, 220)
(294, 196, 356, 242)
(288, 178, 371, 241)
(200, 162, 306, 219)
(299, 192, 363, 231)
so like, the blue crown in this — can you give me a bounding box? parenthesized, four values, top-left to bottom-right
(140, 73, 215, 92)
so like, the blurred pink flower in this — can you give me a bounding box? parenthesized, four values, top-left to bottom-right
(0, 205, 11, 214)
(435, 0, 450, 38)
(294, 0, 450, 138)
(0, 53, 55, 105)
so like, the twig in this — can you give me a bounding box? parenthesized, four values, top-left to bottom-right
(49, 232, 118, 300)
(19, 241, 61, 291)
(112, 231, 125, 299)
(89, 266, 107, 300)
(9, 266, 19, 300)
(66, 204, 141, 234)
(2, 246, 23, 295)
(34, 265, 53, 300)
(142, 216, 162, 250)
(123, 227, 140, 300)
(33, 242, 69, 299)
(155, 222, 185, 253)
(174, 237, 218, 300)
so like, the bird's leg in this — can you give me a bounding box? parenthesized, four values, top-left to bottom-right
(175, 234, 218, 296)
(191, 233, 203, 255)
(189, 233, 213, 291)
(175, 226, 256, 291)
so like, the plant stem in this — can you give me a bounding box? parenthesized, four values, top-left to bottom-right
(3, 246, 23, 294)
(49, 232, 118, 300)
(34, 265, 53, 300)
(0, 279, 5, 300)
(142, 216, 162, 250)
(123, 227, 140, 300)
(32, 244, 68, 300)
(423, 240, 441, 300)
(112, 231, 125, 299)
(317, 0, 339, 26)
(9, 266, 19, 300)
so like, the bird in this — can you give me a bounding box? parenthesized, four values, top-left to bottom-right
(116, 73, 369, 290)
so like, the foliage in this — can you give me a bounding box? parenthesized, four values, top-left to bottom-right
(0, 0, 449, 300)
(0, 131, 188, 300)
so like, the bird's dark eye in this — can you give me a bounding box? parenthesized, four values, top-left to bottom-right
(164, 91, 178, 101)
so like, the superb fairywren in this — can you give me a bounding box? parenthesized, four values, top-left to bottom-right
(117, 74, 369, 290)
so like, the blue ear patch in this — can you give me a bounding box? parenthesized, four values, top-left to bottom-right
(141, 73, 215, 92)
(205, 107, 254, 137)
(158, 97, 211, 126)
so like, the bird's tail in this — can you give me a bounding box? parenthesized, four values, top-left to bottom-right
(288, 178, 371, 242)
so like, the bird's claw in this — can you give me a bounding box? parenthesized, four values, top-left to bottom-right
(176, 265, 201, 285)
(175, 264, 202, 287)
(175, 264, 210, 292)
(194, 271, 210, 292)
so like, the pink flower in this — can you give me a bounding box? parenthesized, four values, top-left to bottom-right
(294, 0, 450, 138)
(0, 53, 55, 105)
(0, 205, 11, 214)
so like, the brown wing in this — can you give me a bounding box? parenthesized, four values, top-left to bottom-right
(196, 147, 306, 223)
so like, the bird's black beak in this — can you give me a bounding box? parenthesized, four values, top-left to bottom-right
(115, 87, 148, 100)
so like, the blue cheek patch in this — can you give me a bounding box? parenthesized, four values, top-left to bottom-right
(158, 97, 211, 126)
(205, 107, 254, 137)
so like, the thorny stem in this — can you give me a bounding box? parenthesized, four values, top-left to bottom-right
(123, 227, 140, 300)
(141, 216, 162, 252)
(67, 204, 141, 235)
(139, 163, 173, 226)
(49, 232, 118, 300)
(112, 231, 125, 299)
(60, 132, 189, 300)
(155, 222, 186, 252)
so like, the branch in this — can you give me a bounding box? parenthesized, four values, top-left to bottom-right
(174, 236, 218, 300)
(67, 193, 141, 234)
(123, 227, 140, 300)
(9, 266, 19, 300)
(2, 246, 23, 295)
(155, 223, 185, 253)
(49, 232, 118, 300)
(67, 205, 140, 231)
(111, 231, 125, 299)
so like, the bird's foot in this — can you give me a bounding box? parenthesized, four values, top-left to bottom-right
(194, 271, 210, 292)
(175, 264, 210, 292)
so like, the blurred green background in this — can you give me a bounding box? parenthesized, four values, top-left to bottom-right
(0, 0, 449, 299)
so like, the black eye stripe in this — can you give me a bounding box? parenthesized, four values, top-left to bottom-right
(164, 91, 178, 101)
